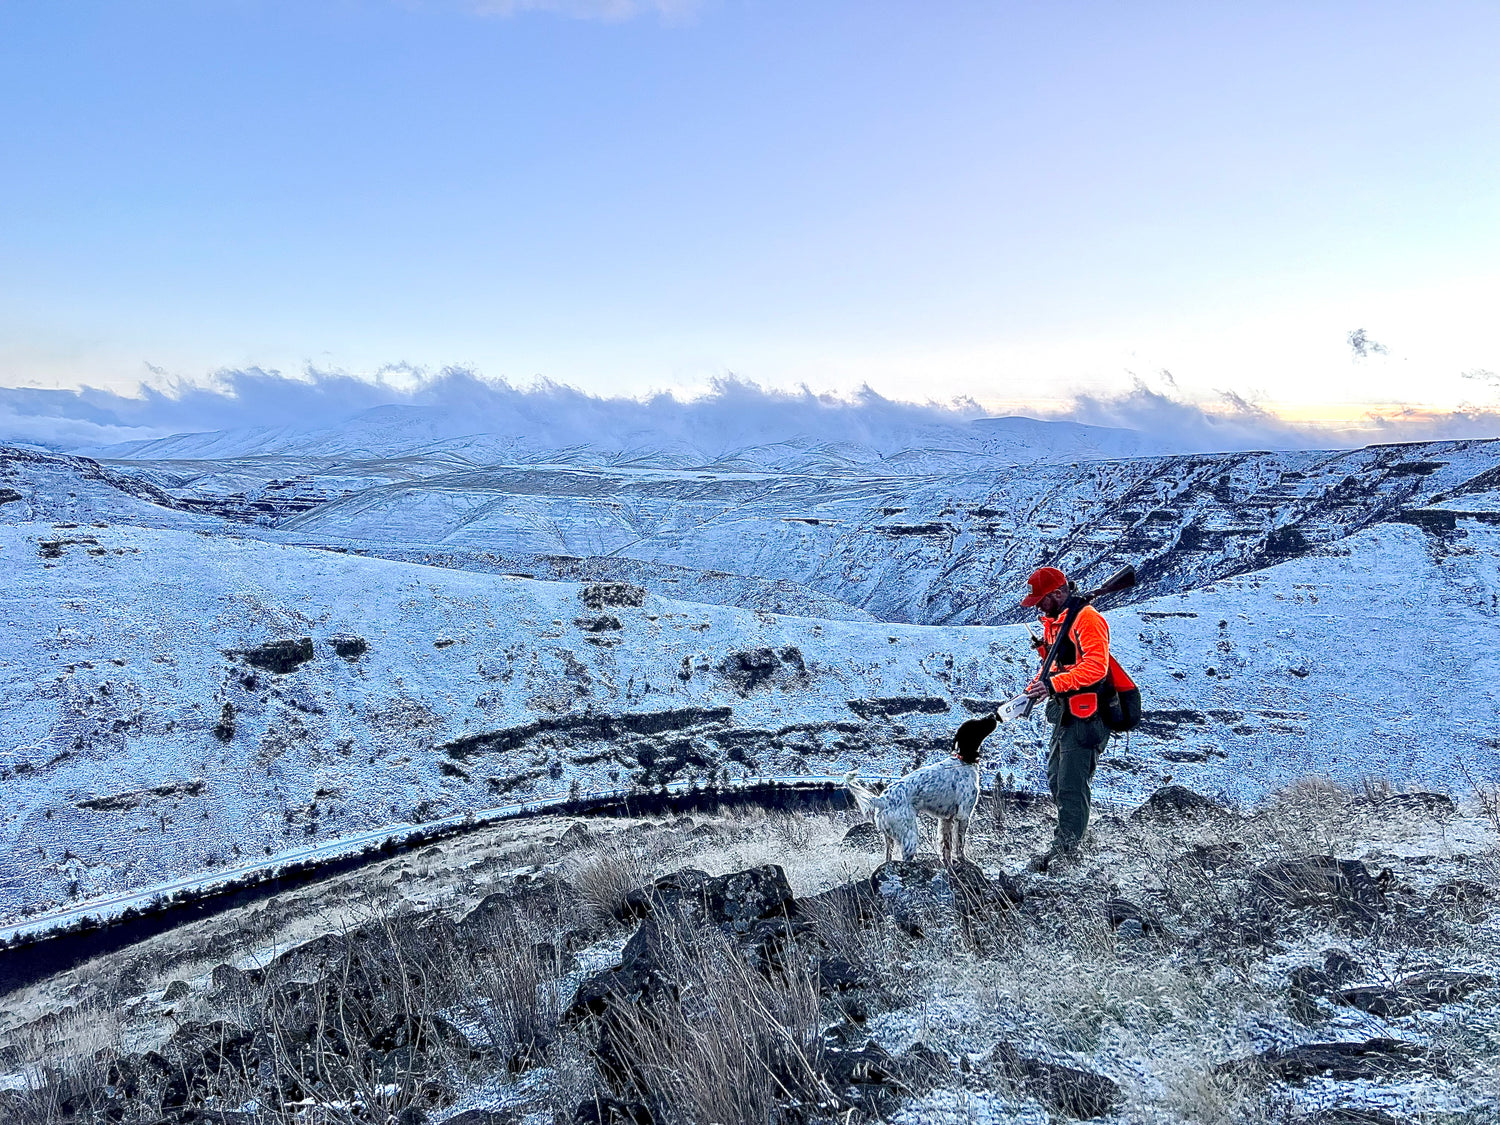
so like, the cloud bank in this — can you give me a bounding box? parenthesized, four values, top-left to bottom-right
(0, 366, 1495, 461)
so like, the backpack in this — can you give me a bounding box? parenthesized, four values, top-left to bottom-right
(1102, 656, 1142, 733)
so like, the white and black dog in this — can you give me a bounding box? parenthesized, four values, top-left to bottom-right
(845, 713, 998, 865)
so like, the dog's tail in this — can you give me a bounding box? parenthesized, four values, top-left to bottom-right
(845, 770, 885, 816)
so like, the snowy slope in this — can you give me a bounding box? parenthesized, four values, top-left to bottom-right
(2, 507, 1498, 924)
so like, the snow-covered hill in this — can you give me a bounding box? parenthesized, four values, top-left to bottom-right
(81, 404, 1169, 471)
(99, 436, 1500, 624)
(3, 431, 1499, 924)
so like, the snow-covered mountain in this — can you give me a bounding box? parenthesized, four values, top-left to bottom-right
(81, 405, 1170, 472)
(3, 425, 1499, 924)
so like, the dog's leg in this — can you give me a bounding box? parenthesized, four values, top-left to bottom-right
(954, 815, 967, 864)
(940, 818, 953, 867)
(884, 834, 893, 864)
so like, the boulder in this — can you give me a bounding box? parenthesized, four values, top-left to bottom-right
(1218, 1038, 1445, 1085)
(842, 821, 883, 848)
(231, 637, 315, 674)
(985, 1040, 1120, 1119)
(1130, 785, 1229, 821)
(1102, 898, 1168, 938)
(1335, 970, 1492, 1017)
(869, 858, 1020, 938)
(620, 864, 795, 934)
(1250, 855, 1390, 921)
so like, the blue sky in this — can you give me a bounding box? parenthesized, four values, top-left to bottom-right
(1, 1, 1497, 429)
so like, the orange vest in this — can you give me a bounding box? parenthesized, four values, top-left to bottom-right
(1035, 602, 1112, 720)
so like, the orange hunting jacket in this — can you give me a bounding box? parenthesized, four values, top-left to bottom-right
(1034, 602, 1111, 696)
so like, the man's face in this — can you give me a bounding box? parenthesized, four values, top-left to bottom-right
(1036, 587, 1068, 617)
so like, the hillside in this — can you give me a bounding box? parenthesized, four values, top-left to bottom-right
(2, 437, 1498, 926)
(1, 780, 1495, 1123)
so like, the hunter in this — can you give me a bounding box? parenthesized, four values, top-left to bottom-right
(1022, 566, 1112, 869)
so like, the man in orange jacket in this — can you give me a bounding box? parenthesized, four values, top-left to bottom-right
(1021, 565, 1112, 867)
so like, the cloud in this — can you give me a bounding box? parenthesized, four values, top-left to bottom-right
(1347, 328, 1389, 359)
(1, 365, 1493, 460)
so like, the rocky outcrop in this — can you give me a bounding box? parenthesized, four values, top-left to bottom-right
(229, 637, 315, 675)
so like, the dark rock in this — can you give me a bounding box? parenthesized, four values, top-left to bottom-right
(573, 1096, 653, 1125)
(869, 858, 1018, 939)
(1188, 841, 1246, 869)
(846, 695, 952, 719)
(815, 955, 874, 993)
(0, 487, 21, 505)
(330, 634, 368, 660)
(580, 582, 647, 609)
(1102, 898, 1167, 937)
(821, 1038, 907, 1117)
(718, 647, 785, 693)
(703, 865, 797, 934)
(1130, 785, 1229, 820)
(622, 864, 796, 934)
(161, 980, 191, 1003)
(620, 867, 714, 923)
(1218, 1038, 1444, 1085)
(212, 702, 236, 742)
(1250, 855, 1391, 920)
(574, 615, 623, 632)
(986, 1040, 1120, 1119)
(842, 820, 883, 847)
(232, 637, 315, 675)
(563, 921, 678, 1026)
(1335, 970, 1493, 1017)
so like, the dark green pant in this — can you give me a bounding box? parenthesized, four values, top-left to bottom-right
(1045, 699, 1110, 850)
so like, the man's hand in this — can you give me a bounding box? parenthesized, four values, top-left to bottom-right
(1024, 676, 1050, 701)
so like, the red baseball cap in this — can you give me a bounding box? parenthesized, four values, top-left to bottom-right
(1021, 566, 1068, 607)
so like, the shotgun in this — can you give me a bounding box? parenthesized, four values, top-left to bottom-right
(995, 564, 1138, 723)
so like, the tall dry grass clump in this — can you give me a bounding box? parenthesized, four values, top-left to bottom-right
(596, 919, 828, 1124)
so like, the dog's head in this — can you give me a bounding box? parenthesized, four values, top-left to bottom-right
(952, 713, 998, 764)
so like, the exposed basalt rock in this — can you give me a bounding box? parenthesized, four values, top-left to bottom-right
(618, 864, 796, 935)
(572, 1098, 652, 1125)
(213, 702, 236, 742)
(442, 706, 734, 761)
(231, 637, 315, 675)
(985, 1040, 1120, 1119)
(1334, 970, 1493, 1017)
(76, 779, 206, 812)
(1286, 949, 1366, 1022)
(573, 615, 623, 632)
(580, 582, 647, 609)
(329, 634, 368, 660)
(1217, 1038, 1445, 1085)
(846, 696, 951, 719)
(716, 646, 807, 693)
(1102, 897, 1168, 938)
(1130, 784, 1230, 820)
(1187, 841, 1247, 869)
(842, 821, 883, 847)
(0, 487, 21, 505)
(868, 858, 1021, 939)
(1250, 855, 1391, 920)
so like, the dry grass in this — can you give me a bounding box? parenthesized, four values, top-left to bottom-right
(598, 919, 828, 1125)
(3, 788, 1498, 1124)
